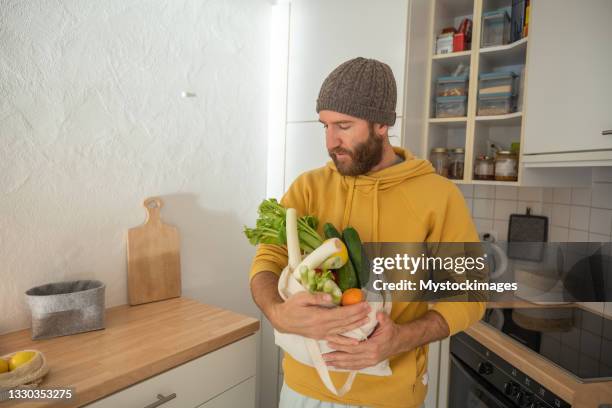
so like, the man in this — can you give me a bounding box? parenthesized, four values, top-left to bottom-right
(249, 57, 485, 408)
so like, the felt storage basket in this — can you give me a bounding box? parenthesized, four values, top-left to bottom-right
(25, 280, 105, 340)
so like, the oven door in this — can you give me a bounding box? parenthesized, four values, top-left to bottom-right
(449, 354, 517, 408)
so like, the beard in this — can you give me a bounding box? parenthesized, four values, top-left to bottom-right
(329, 124, 384, 176)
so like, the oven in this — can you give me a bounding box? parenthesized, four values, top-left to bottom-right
(449, 332, 571, 408)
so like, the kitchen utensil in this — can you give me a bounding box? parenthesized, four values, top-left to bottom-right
(127, 197, 181, 305)
(25, 280, 105, 339)
(507, 207, 548, 261)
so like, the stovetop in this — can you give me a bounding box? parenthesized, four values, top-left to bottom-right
(482, 307, 612, 382)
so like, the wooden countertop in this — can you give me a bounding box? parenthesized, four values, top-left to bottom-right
(465, 320, 612, 408)
(0, 297, 260, 407)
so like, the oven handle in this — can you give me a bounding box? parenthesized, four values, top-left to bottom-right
(450, 353, 517, 408)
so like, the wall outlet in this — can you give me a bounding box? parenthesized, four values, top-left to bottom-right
(479, 231, 498, 242)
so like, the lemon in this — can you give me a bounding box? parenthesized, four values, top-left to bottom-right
(0, 358, 8, 374)
(321, 239, 349, 270)
(8, 351, 35, 371)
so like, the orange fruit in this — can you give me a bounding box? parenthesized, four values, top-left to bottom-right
(341, 288, 364, 306)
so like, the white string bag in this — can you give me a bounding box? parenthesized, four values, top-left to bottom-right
(274, 209, 392, 397)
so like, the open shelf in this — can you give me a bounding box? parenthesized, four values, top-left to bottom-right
(429, 117, 468, 124)
(432, 50, 472, 60)
(475, 111, 522, 125)
(480, 37, 528, 66)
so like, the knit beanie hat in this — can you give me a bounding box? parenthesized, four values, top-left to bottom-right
(316, 57, 397, 126)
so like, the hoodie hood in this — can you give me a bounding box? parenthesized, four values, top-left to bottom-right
(326, 146, 435, 241)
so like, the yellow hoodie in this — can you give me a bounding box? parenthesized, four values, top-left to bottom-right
(249, 146, 485, 408)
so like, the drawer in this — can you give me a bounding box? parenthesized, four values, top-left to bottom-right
(86, 335, 256, 408)
(197, 376, 255, 408)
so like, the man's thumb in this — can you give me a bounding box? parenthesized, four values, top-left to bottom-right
(310, 291, 333, 305)
(377, 311, 390, 324)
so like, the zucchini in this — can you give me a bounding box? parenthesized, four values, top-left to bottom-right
(335, 254, 359, 292)
(343, 227, 368, 287)
(323, 222, 342, 239)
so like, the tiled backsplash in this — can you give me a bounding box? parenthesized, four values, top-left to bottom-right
(457, 183, 612, 317)
(458, 183, 612, 243)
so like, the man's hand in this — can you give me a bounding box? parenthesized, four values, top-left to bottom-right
(273, 291, 371, 340)
(322, 311, 403, 370)
(322, 310, 450, 371)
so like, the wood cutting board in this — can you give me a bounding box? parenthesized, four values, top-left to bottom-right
(127, 197, 181, 305)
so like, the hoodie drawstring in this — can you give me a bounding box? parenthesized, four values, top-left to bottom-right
(372, 179, 380, 242)
(342, 177, 381, 242)
(341, 177, 356, 230)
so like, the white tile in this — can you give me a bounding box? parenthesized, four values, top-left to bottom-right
(569, 206, 590, 231)
(465, 198, 473, 213)
(473, 199, 494, 219)
(588, 232, 610, 242)
(493, 220, 509, 241)
(458, 184, 474, 198)
(494, 200, 517, 221)
(495, 186, 518, 200)
(551, 204, 571, 227)
(518, 187, 543, 202)
(591, 183, 612, 209)
(541, 203, 553, 220)
(553, 188, 572, 204)
(550, 226, 569, 242)
(569, 229, 589, 242)
(473, 218, 493, 233)
(518, 201, 543, 215)
(589, 208, 612, 235)
(474, 185, 495, 199)
(571, 187, 592, 206)
(543, 188, 554, 203)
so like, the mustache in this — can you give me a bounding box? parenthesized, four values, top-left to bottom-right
(329, 147, 353, 157)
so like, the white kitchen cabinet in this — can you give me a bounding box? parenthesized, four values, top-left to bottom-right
(287, 0, 409, 123)
(197, 377, 255, 408)
(86, 335, 256, 408)
(522, 0, 612, 163)
(284, 118, 404, 189)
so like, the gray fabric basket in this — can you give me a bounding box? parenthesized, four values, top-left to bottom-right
(25, 280, 105, 340)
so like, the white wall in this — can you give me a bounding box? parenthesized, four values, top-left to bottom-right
(0, 0, 271, 334)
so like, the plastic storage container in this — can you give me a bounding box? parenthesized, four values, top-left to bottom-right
(25, 280, 105, 340)
(436, 75, 469, 97)
(478, 92, 514, 116)
(481, 10, 510, 47)
(479, 71, 517, 95)
(436, 96, 467, 118)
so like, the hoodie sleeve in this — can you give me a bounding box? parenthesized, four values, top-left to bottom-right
(428, 184, 487, 336)
(248, 176, 309, 282)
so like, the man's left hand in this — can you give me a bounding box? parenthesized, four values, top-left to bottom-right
(322, 311, 407, 370)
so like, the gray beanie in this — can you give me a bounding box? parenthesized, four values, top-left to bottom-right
(316, 57, 397, 126)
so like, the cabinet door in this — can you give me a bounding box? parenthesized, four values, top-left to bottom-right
(197, 377, 255, 408)
(287, 0, 408, 123)
(85, 336, 256, 408)
(523, 0, 612, 154)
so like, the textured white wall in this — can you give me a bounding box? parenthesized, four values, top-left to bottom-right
(0, 0, 271, 334)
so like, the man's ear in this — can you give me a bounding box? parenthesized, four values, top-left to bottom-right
(374, 123, 389, 137)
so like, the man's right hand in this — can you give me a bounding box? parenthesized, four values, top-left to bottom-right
(272, 291, 371, 340)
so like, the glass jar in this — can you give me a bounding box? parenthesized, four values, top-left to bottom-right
(448, 148, 465, 179)
(473, 155, 495, 180)
(494, 150, 518, 181)
(430, 147, 449, 177)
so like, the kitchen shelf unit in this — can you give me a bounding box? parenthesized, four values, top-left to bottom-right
(421, 0, 529, 185)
